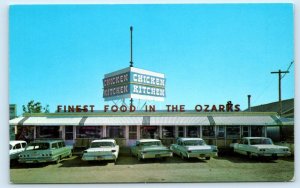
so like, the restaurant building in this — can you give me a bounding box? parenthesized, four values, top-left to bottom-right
(9, 111, 292, 148)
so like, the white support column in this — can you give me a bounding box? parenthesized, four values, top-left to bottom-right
(175, 126, 178, 138)
(199, 126, 202, 138)
(125, 126, 129, 140)
(137, 126, 140, 140)
(159, 126, 162, 139)
(103, 126, 107, 138)
(239, 125, 242, 139)
(249, 126, 252, 137)
(224, 126, 227, 146)
(184, 126, 187, 137)
(61, 126, 65, 140)
(33, 126, 36, 139)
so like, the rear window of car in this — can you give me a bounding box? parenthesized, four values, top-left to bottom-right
(26, 143, 50, 150)
(183, 140, 205, 146)
(140, 141, 162, 147)
(91, 142, 114, 148)
(250, 138, 272, 145)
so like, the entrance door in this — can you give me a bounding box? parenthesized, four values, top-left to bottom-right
(140, 126, 159, 139)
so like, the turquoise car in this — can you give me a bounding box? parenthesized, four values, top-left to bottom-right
(18, 140, 72, 164)
(131, 139, 173, 161)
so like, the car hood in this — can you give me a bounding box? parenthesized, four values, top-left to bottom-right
(253, 145, 289, 149)
(184, 145, 212, 150)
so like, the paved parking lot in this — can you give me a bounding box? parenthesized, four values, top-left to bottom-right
(10, 154, 294, 183)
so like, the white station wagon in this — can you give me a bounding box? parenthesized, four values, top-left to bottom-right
(231, 137, 291, 160)
(10, 140, 27, 160)
(82, 139, 119, 162)
(170, 138, 218, 160)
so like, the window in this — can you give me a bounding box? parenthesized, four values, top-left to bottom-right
(242, 139, 248, 145)
(51, 143, 58, 149)
(226, 126, 240, 139)
(162, 126, 175, 138)
(14, 143, 21, 149)
(76, 126, 102, 138)
(202, 126, 215, 137)
(16, 127, 34, 142)
(107, 126, 125, 138)
(65, 126, 74, 140)
(242, 126, 249, 137)
(36, 126, 61, 139)
(58, 142, 65, 148)
(251, 126, 264, 137)
(186, 126, 200, 138)
(178, 127, 184, 137)
(21, 143, 26, 148)
(129, 126, 137, 139)
(217, 126, 225, 138)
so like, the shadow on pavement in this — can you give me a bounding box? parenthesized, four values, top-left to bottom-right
(215, 152, 280, 163)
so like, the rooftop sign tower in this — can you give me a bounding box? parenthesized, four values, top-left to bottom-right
(102, 26, 166, 104)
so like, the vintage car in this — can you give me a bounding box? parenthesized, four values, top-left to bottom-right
(231, 137, 291, 160)
(10, 140, 27, 160)
(18, 140, 72, 164)
(131, 139, 173, 160)
(170, 138, 218, 160)
(82, 139, 119, 162)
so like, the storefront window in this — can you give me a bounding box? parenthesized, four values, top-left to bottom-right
(226, 126, 240, 139)
(202, 126, 215, 138)
(217, 126, 225, 138)
(129, 126, 137, 139)
(178, 126, 184, 137)
(65, 126, 73, 140)
(37, 126, 61, 139)
(106, 126, 125, 138)
(251, 126, 264, 137)
(162, 126, 175, 138)
(16, 126, 34, 142)
(141, 126, 159, 139)
(186, 126, 200, 138)
(76, 126, 102, 138)
(242, 126, 249, 137)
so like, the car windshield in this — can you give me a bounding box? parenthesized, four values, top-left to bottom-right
(9, 144, 12, 150)
(90, 142, 114, 148)
(140, 141, 162, 147)
(183, 140, 205, 146)
(250, 138, 273, 145)
(26, 143, 50, 150)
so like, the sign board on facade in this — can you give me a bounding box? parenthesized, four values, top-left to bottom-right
(103, 67, 166, 101)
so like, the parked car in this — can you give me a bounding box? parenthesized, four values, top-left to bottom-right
(130, 139, 173, 161)
(18, 140, 72, 164)
(10, 140, 27, 160)
(170, 138, 218, 160)
(82, 139, 119, 162)
(231, 137, 291, 160)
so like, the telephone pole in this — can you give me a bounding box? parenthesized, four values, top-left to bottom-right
(271, 69, 289, 116)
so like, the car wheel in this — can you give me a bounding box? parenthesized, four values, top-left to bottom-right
(205, 157, 210, 160)
(180, 153, 185, 160)
(56, 156, 61, 164)
(247, 152, 252, 159)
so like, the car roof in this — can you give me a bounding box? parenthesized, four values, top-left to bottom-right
(138, 139, 161, 142)
(91, 139, 116, 143)
(177, 138, 204, 141)
(31, 140, 64, 143)
(9, 140, 27, 145)
(243, 137, 270, 139)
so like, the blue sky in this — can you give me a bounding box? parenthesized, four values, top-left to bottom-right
(9, 4, 294, 115)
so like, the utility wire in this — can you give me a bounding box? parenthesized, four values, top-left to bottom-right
(281, 61, 294, 79)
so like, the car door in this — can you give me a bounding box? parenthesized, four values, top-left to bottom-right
(238, 139, 249, 155)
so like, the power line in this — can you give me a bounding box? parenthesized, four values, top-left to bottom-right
(281, 61, 294, 79)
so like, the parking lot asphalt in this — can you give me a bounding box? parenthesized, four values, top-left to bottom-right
(10, 154, 294, 183)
